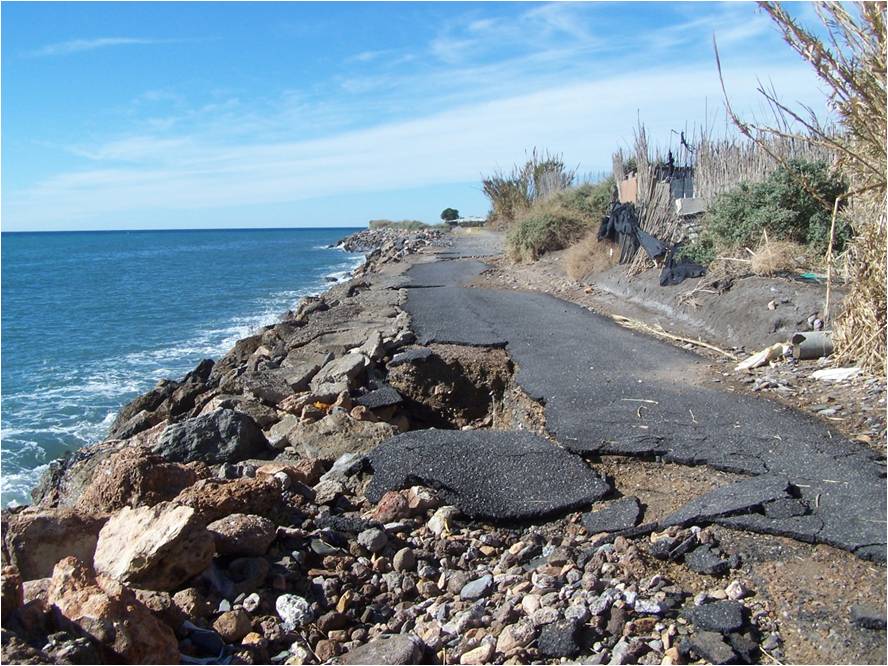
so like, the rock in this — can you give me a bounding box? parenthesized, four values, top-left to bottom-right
(317, 610, 349, 633)
(660, 475, 789, 527)
(76, 445, 205, 513)
(685, 630, 738, 664)
(2, 507, 107, 581)
(357, 528, 388, 553)
(310, 354, 367, 390)
(319, 453, 366, 484)
(214, 609, 253, 642)
(460, 641, 494, 664)
(392, 548, 416, 573)
(356, 386, 402, 410)
(358, 331, 386, 361)
(154, 408, 270, 465)
(276, 594, 314, 630)
(373, 491, 411, 522)
(46, 557, 179, 664)
(685, 545, 731, 576)
(289, 412, 395, 461)
(94, 502, 215, 591)
(725, 580, 750, 600)
(313, 479, 346, 504)
(537, 619, 581, 658)
(460, 575, 493, 600)
(366, 430, 610, 521)
(850, 604, 888, 630)
(173, 587, 213, 619)
(406, 486, 439, 513)
(207, 514, 276, 556)
(426, 507, 458, 537)
(581, 497, 642, 534)
(685, 600, 746, 633)
(243, 592, 261, 613)
(256, 459, 325, 486)
(497, 620, 536, 653)
(174, 476, 282, 523)
(1, 566, 23, 623)
(339, 634, 420, 665)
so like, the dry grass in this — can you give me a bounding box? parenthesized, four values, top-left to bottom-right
(564, 233, 620, 280)
(750, 237, 807, 276)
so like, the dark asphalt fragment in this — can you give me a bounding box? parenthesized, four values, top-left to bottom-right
(685, 601, 746, 633)
(366, 430, 610, 521)
(387, 348, 434, 367)
(685, 630, 738, 664)
(581, 496, 642, 534)
(660, 475, 790, 527)
(684, 545, 733, 576)
(356, 385, 403, 409)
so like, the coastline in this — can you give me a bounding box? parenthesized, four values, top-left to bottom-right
(0, 226, 883, 666)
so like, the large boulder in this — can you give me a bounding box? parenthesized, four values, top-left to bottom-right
(154, 408, 270, 465)
(2, 508, 107, 581)
(93, 502, 214, 591)
(31, 422, 168, 508)
(310, 353, 368, 392)
(283, 412, 395, 460)
(47, 557, 179, 664)
(173, 477, 283, 524)
(75, 445, 208, 513)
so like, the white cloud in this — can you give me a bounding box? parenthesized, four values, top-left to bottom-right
(25, 37, 170, 57)
(4, 60, 824, 228)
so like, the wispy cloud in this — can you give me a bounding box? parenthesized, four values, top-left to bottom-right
(26, 37, 173, 57)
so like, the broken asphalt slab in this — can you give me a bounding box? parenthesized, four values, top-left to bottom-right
(401, 248, 887, 560)
(582, 496, 643, 534)
(660, 475, 790, 527)
(366, 430, 610, 521)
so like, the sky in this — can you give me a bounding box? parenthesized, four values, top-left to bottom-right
(1, 1, 830, 231)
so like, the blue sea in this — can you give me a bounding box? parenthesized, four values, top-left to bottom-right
(1, 228, 363, 506)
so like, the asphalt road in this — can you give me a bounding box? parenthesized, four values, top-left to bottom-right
(399, 244, 886, 561)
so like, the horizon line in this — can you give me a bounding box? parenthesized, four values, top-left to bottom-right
(0, 225, 369, 235)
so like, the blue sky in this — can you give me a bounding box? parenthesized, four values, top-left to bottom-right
(2, 1, 828, 231)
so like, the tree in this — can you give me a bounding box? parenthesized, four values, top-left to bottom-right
(440, 208, 460, 222)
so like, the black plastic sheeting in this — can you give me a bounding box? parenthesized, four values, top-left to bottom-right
(598, 203, 705, 286)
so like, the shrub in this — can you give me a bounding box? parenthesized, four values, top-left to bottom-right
(750, 238, 807, 276)
(507, 201, 590, 262)
(482, 149, 577, 226)
(684, 159, 849, 265)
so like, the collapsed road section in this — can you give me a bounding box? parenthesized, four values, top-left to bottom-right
(401, 253, 887, 561)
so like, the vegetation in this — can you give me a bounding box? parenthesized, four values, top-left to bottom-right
(482, 149, 577, 227)
(721, 2, 886, 373)
(368, 219, 429, 231)
(440, 208, 459, 222)
(506, 178, 615, 262)
(681, 159, 849, 265)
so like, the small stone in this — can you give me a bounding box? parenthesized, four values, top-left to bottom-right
(339, 634, 420, 664)
(276, 594, 313, 630)
(537, 619, 581, 658)
(428, 506, 459, 536)
(357, 528, 388, 553)
(460, 641, 495, 664)
(207, 513, 276, 557)
(317, 611, 349, 634)
(243, 593, 261, 613)
(531, 606, 559, 626)
(392, 548, 416, 572)
(315, 639, 339, 661)
(173, 587, 213, 619)
(214, 609, 253, 643)
(460, 575, 493, 600)
(373, 491, 412, 522)
(725, 580, 750, 600)
(496, 621, 536, 653)
(685, 545, 730, 576)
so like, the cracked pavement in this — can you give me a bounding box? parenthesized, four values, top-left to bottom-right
(392, 241, 887, 561)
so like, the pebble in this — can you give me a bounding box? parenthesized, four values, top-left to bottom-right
(392, 547, 416, 572)
(276, 594, 314, 630)
(357, 528, 388, 553)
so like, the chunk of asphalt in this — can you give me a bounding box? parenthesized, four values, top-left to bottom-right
(684, 601, 746, 633)
(537, 619, 582, 658)
(685, 630, 739, 664)
(388, 348, 433, 367)
(365, 430, 610, 521)
(684, 545, 732, 576)
(660, 475, 790, 528)
(715, 513, 824, 546)
(850, 604, 888, 630)
(356, 385, 403, 409)
(581, 497, 642, 534)
(762, 497, 809, 519)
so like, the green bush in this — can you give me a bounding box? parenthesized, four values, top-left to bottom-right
(690, 159, 849, 263)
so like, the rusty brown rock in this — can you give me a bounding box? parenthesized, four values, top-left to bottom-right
(1, 566, 23, 623)
(172, 587, 213, 620)
(94, 502, 214, 591)
(76, 445, 208, 513)
(372, 490, 412, 523)
(256, 458, 325, 486)
(47, 557, 179, 664)
(173, 477, 282, 524)
(213, 609, 253, 642)
(2, 507, 107, 581)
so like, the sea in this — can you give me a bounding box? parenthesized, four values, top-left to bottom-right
(0, 227, 364, 507)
